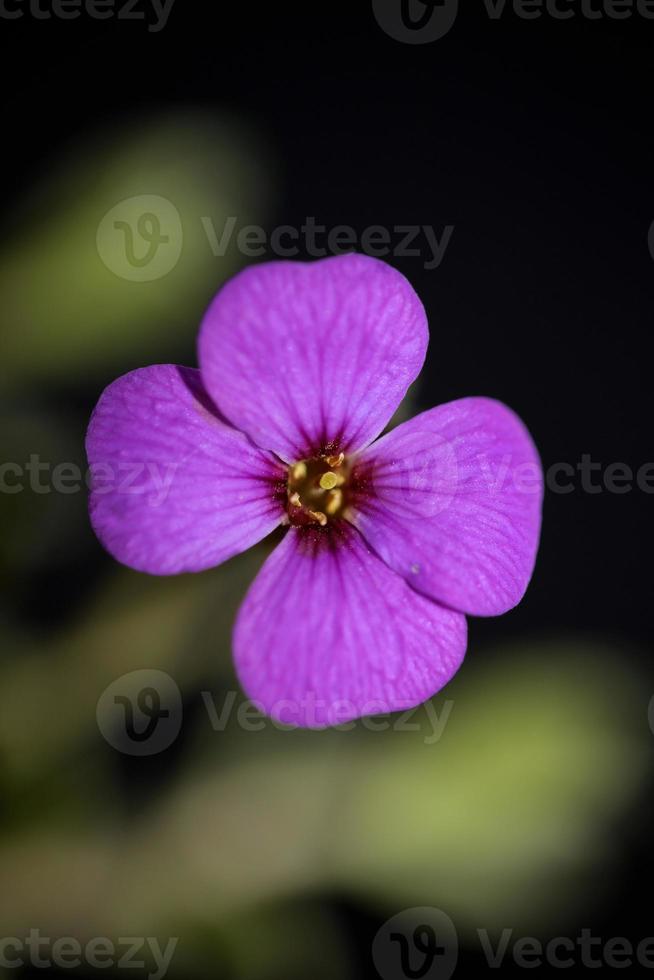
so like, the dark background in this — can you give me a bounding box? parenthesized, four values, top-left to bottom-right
(1, 2, 652, 978)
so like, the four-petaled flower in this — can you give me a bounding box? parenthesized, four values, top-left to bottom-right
(86, 255, 543, 728)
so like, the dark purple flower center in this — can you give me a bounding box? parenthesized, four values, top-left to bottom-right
(286, 453, 350, 527)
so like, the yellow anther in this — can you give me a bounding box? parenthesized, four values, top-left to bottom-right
(319, 471, 339, 490)
(286, 454, 349, 527)
(325, 489, 343, 515)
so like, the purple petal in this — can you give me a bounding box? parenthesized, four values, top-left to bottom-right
(86, 365, 285, 574)
(233, 522, 467, 728)
(198, 254, 428, 462)
(352, 398, 543, 616)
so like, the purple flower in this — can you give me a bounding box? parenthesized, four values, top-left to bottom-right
(86, 255, 542, 728)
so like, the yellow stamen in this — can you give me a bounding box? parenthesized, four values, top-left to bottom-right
(308, 509, 328, 526)
(325, 489, 343, 515)
(289, 492, 301, 507)
(291, 461, 307, 481)
(326, 453, 345, 468)
(319, 471, 339, 490)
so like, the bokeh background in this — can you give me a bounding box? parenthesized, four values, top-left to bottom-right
(1, 3, 653, 978)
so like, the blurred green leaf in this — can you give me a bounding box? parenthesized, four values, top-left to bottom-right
(0, 640, 647, 945)
(334, 641, 648, 932)
(0, 546, 266, 778)
(0, 110, 275, 386)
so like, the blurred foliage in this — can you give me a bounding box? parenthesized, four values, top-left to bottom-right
(0, 625, 648, 975)
(0, 549, 264, 783)
(336, 642, 647, 930)
(0, 109, 274, 386)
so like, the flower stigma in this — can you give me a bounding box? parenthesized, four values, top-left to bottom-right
(286, 452, 350, 527)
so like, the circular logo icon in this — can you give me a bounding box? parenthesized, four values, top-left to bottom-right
(96, 669, 182, 756)
(372, 907, 458, 980)
(96, 195, 183, 281)
(368, 428, 459, 520)
(372, 0, 459, 44)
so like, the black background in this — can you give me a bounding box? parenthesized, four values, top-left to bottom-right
(1, 1, 652, 977)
